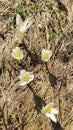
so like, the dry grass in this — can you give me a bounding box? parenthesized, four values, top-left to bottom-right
(0, 0, 73, 130)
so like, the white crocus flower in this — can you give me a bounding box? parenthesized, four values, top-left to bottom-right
(41, 49, 52, 62)
(41, 103, 58, 123)
(19, 70, 34, 86)
(16, 14, 33, 33)
(11, 47, 23, 60)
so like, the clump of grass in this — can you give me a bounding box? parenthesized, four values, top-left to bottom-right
(28, 3, 39, 14)
(46, 3, 53, 10)
(60, 52, 70, 62)
(5, 118, 11, 124)
(3, 66, 9, 71)
(17, 6, 25, 18)
(11, 113, 17, 121)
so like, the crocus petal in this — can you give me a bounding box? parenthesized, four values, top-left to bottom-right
(52, 108, 58, 114)
(15, 46, 20, 51)
(45, 112, 50, 118)
(41, 49, 52, 62)
(48, 50, 52, 58)
(16, 14, 23, 26)
(20, 70, 27, 76)
(20, 51, 23, 59)
(29, 74, 34, 82)
(46, 113, 57, 123)
(19, 70, 34, 86)
(20, 18, 33, 33)
(46, 103, 54, 108)
(41, 103, 54, 113)
(42, 49, 46, 53)
(19, 81, 27, 86)
(11, 47, 23, 60)
(16, 15, 33, 33)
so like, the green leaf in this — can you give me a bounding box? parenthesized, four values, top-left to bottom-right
(11, 113, 17, 120)
(17, 6, 24, 18)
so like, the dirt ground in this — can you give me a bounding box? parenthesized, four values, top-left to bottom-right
(0, 0, 73, 130)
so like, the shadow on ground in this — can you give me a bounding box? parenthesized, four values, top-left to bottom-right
(20, 41, 41, 66)
(28, 84, 45, 112)
(51, 121, 64, 130)
(45, 63, 57, 88)
(57, 0, 67, 12)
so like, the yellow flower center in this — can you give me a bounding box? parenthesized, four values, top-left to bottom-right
(43, 53, 49, 59)
(23, 76, 29, 82)
(46, 107, 52, 114)
(16, 52, 21, 58)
